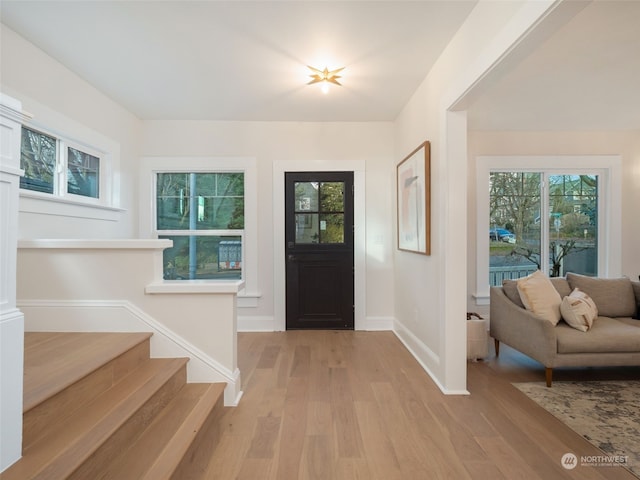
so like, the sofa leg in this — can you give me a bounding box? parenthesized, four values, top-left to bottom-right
(494, 339, 500, 357)
(545, 368, 553, 387)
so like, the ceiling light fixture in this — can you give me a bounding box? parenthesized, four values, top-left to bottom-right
(307, 65, 344, 94)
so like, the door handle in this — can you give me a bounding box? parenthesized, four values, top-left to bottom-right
(288, 254, 296, 262)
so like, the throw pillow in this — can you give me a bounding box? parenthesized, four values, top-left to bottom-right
(560, 288, 598, 332)
(516, 270, 562, 325)
(566, 273, 635, 318)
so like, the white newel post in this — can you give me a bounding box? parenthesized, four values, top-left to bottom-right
(0, 93, 29, 471)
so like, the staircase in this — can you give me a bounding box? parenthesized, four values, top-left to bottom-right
(1, 332, 226, 480)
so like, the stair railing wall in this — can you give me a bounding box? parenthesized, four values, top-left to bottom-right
(16, 239, 243, 406)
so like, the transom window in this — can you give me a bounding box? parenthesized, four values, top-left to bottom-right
(20, 126, 102, 200)
(156, 172, 244, 280)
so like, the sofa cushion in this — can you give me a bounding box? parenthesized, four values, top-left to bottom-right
(633, 282, 640, 319)
(502, 279, 525, 308)
(516, 270, 562, 325)
(560, 288, 597, 332)
(550, 277, 572, 297)
(557, 316, 640, 354)
(617, 317, 640, 327)
(566, 273, 636, 318)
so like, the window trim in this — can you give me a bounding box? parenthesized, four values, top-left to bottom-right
(139, 156, 258, 303)
(15, 96, 122, 221)
(474, 155, 622, 305)
(20, 123, 111, 204)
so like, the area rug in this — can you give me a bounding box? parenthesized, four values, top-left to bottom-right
(514, 380, 640, 478)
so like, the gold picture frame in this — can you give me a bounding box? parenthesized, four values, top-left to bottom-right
(397, 141, 431, 255)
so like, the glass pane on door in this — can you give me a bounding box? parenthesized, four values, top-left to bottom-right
(293, 181, 345, 244)
(319, 181, 345, 244)
(319, 214, 344, 243)
(295, 182, 319, 212)
(320, 182, 344, 211)
(548, 174, 598, 277)
(295, 213, 319, 243)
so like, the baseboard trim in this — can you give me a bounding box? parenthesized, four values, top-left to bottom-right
(237, 315, 393, 332)
(393, 318, 469, 396)
(238, 315, 276, 332)
(364, 316, 393, 331)
(18, 299, 243, 405)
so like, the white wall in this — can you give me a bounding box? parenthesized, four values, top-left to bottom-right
(140, 121, 396, 328)
(467, 130, 640, 314)
(391, 1, 562, 393)
(0, 24, 141, 239)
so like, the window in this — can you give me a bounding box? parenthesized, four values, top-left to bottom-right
(67, 146, 100, 198)
(489, 172, 598, 285)
(156, 172, 244, 280)
(20, 127, 56, 193)
(20, 126, 103, 201)
(142, 156, 258, 303)
(475, 156, 621, 305)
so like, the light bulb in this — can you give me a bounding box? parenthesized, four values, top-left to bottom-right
(321, 82, 329, 94)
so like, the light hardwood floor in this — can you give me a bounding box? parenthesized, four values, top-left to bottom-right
(201, 331, 638, 479)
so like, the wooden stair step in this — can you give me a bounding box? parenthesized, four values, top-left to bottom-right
(2, 357, 188, 480)
(23, 332, 152, 449)
(99, 382, 226, 480)
(23, 332, 153, 411)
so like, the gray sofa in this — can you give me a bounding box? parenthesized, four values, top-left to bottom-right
(490, 272, 640, 386)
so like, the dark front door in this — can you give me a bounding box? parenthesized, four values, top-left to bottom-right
(285, 171, 354, 329)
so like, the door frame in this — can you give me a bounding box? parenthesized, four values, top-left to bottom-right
(274, 160, 366, 331)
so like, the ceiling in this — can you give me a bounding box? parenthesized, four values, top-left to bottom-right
(1, 1, 639, 130)
(0, 0, 476, 122)
(466, 0, 640, 131)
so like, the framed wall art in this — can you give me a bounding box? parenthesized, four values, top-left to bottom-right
(396, 141, 430, 255)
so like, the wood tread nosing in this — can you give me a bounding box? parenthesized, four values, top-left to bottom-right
(23, 338, 152, 449)
(100, 383, 226, 480)
(23, 332, 153, 412)
(7, 333, 227, 480)
(2, 357, 188, 480)
(144, 383, 226, 480)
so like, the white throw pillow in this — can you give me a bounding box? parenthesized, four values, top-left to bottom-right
(561, 288, 598, 332)
(516, 270, 562, 325)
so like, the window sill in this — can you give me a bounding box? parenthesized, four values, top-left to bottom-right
(19, 191, 125, 222)
(145, 280, 245, 295)
(18, 239, 172, 250)
(472, 293, 490, 306)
